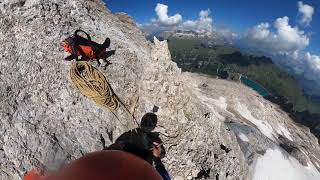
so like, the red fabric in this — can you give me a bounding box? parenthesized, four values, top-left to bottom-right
(63, 41, 73, 54)
(63, 41, 97, 60)
(23, 169, 42, 180)
(25, 151, 162, 180)
(77, 45, 96, 59)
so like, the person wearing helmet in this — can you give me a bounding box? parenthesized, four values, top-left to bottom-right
(105, 112, 171, 180)
(24, 113, 171, 180)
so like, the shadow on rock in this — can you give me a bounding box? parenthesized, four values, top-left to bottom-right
(105, 113, 166, 164)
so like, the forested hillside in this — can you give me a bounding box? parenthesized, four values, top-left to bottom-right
(168, 38, 320, 113)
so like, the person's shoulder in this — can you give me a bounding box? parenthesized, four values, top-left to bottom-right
(116, 128, 141, 141)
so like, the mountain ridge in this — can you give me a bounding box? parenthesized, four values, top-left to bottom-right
(1, 0, 320, 179)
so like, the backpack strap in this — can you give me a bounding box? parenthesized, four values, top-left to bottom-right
(65, 30, 108, 60)
(75, 29, 91, 41)
(74, 30, 106, 55)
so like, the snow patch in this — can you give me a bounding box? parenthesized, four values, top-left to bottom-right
(253, 148, 320, 180)
(275, 123, 293, 141)
(198, 95, 227, 111)
(196, 93, 228, 120)
(211, 96, 227, 111)
(259, 101, 265, 108)
(238, 133, 249, 142)
(235, 102, 275, 140)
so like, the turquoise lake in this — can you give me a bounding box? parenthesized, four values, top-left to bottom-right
(240, 76, 271, 97)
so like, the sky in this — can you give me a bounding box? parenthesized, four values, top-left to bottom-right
(106, 0, 319, 53)
(105, 0, 320, 95)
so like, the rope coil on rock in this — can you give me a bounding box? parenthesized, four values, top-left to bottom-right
(69, 61, 119, 111)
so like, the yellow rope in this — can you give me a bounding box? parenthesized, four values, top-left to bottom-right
(69, 61, 119, 111)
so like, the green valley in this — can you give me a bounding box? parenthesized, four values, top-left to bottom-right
(167, 38, 320, 114)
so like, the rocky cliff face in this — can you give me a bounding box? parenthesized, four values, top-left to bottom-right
(1, 0, 320, 180)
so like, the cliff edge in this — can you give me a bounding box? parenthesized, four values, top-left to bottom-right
(0, 0, 320, 179)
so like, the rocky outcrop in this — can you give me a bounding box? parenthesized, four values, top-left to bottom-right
(0, 0, 320, 179)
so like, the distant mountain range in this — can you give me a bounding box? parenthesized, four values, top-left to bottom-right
(156, 33, 320, 141)
(146, 30, 233, 47)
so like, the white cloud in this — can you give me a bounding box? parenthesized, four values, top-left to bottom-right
(142, 4, 214, 35)
(304, 52, 320, 78)
(244, 16, 309, 53)
(238, 16, 320, 95)
(154, 3, 182, 26)
(298, 1, 314, 26)
(140, 3, 320, 95)
(274, 16, 309, 50)
(296, 52, 320, 95)
(180, 9, 213, 34)
(249, 22, 271, 39)
(216, 27, 238, 44)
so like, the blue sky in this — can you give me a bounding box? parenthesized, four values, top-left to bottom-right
(106, 0, 320, 95)
(106, 0, 319, 54)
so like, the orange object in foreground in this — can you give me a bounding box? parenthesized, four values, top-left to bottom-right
(24, 169, 42, 180)
(24, 150, 162, 180)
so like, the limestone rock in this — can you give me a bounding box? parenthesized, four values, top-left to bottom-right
(0, 0, 320, 179)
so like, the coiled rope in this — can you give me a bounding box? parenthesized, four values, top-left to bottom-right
(68, 61, 181, 138)
(69, 61, 119, 111)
